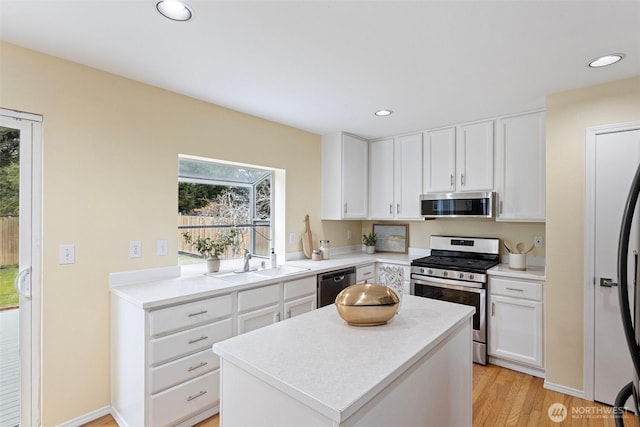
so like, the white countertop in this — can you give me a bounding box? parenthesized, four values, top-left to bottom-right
(110, 252, 418, 310)
(211, 295, 474, 423)
(488, 263, 546, 281)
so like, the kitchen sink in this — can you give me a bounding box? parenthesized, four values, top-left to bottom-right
(253, 265, 310, 277)
(207, 271, 265, 284)
(208, 265, 310, 283)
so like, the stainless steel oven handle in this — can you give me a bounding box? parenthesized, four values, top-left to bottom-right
(412, 276, 485, 291)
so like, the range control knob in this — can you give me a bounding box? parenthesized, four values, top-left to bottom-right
(459, 273, 464, 279)
(427, 269, 433, 275)
(443, 271, 448, 277)
(469, 274, 475, 281)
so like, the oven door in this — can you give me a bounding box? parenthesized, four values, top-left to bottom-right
(412, 277, 486, 343)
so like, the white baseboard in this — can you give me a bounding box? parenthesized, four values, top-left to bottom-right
(544, 380, 587, 399)
(56, 406, 111, 427)
(488, 357, 545, 378)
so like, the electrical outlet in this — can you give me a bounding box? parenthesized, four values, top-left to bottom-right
(157, 239, 168, 256)
(347, 229, 352, 240)
(129, 241, 142, 258)
(289, 232, 296, 244)
(59, 244, 75, 264)
(534, 236, 543, 248)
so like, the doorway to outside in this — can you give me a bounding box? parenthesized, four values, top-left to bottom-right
(0, 109, 42, 427)
(585, 121, 640, 407)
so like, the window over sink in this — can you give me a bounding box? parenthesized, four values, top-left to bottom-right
(178, 155, 274, 265)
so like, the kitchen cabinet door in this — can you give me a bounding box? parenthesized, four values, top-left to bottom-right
(395, 133, 423, 219)
(368, 138, 395, 219)
(321, 132, 368, 219)
(342, 134, 368, 219)
(489, 294, 543, 368)
(283, 294, 316, 319)
(423, 127, 456, 193)
(456, 121, 494, 192)
(237, 304, 281, 335)
(495, 112, 545, 222)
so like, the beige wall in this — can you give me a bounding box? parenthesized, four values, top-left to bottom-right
(0, 42, 347, 425)
(362, 220, 546, 259)
(545, 76, 640, 391)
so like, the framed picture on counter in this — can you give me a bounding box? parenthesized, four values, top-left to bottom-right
(372, 224, 409, 254)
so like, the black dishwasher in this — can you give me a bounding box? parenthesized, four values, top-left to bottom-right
(317, 266, 357, 308)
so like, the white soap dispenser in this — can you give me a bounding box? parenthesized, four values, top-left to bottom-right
(270, 248, 277, 268)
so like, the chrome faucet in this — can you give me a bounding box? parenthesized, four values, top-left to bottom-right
(243, 249, 252, 272)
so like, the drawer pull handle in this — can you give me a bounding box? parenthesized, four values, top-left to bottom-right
(188, 361, 209, 372)
(187, 390, 207, 402)
(188, 336, 209, 344)
(188, 310, 208, 317)
(363, 272, 372, 276)
(506, 287, 524, 292)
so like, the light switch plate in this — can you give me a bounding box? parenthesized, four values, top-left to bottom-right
(59, 244, 75, 264)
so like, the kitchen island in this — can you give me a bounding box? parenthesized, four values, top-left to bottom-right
(212, 295, 474, 427)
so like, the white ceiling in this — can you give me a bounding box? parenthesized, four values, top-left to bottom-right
(1, 1, 639, 139)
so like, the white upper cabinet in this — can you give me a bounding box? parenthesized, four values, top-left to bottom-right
(369, 133, 423, 220)
(424, 122, 493, 193)
(423, 127, 456, 193)
(322, 132, 368, 219)
(368, 138, 395, 219)
(456, 121, 494, 192)
(395, 133, 423, 219)
(495, 112, 545, 222)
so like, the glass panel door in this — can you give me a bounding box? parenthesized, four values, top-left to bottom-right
(0, 109, 42, 427)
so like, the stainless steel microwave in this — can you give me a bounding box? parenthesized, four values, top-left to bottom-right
(420, 191, 494, 218)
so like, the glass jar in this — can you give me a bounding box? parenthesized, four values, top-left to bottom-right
(319, 240, 330, 259)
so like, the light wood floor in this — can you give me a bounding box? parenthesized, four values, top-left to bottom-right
(84, 364, 640, 427)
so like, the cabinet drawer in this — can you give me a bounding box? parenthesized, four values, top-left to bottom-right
(237, 284, 280, 312)
(150, 349, 219, 395)
(489, 277, 542, 301)
(150, 294, 233, 337)
(357, 264, 375, 283)
(283, 276, 316, 301)
(150, 370, 219, 427)
(150, 318, 233, 365)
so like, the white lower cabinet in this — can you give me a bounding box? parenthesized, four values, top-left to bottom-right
(488, 276, 544, 375)
(356, 263, 375, 284)
(236, 276, 317, 334)
(111, 292, 234, 427)
(112, 274, 318, 426)
(237, 304, 281, 334)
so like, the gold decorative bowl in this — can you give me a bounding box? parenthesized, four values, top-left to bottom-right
(335, 284, 400, 326)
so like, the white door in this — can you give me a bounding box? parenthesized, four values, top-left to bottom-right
(593, 128, 640, 406)
(0, 109, 42, 427)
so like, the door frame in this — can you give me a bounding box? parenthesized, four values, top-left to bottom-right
(0, 107, 43, 426)
(584, 120, 640, 401)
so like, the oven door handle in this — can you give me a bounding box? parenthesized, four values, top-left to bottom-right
(412, 277, 485, 292)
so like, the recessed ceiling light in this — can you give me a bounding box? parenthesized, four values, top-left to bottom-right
(588, 53, 625, 68)
(375, 109, 393, 117)
(156, 0, 193, 22)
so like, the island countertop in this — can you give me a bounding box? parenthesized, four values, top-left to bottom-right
(212, 295, 474, 424)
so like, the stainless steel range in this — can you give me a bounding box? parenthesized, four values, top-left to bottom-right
(410, 236, 500, 365)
